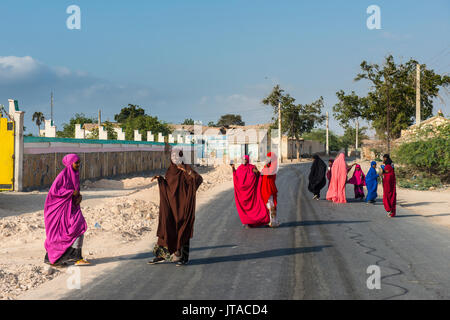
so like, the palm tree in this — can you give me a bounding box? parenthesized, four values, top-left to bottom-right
(32, 112, 45, 136)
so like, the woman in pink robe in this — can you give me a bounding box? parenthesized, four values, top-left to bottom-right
(326, 153, 355, 203)
(347, 164, 366, 200)
(44, 154, 89, 266)
(232, 155, 270, 227)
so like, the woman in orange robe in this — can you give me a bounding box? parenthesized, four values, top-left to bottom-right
(326, 153, 355, 203)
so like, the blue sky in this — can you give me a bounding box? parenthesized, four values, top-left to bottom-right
(0, 0, 449, 136)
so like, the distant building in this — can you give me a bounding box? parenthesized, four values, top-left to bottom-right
(361, 110, 449, 160)
(169, 123, 325, 164)
(398, 110, 449, 143)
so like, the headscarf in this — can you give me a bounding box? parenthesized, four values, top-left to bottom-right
(261, 152, 278, 176)
(243, 155, 250, 165)
(171, 147, 185, 165)
(62, 154, 80, 191)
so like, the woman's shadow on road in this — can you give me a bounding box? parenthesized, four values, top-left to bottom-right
(187, 245, 332, 266)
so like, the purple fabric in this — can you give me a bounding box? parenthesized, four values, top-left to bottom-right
(44, 154, 87, 264)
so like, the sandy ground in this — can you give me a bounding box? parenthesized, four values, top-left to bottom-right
(357, 161, 450, 227)
(0, 164, 234, 300)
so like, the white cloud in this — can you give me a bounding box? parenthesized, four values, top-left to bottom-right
(0, 56, 41, 82)
(0, 56, 163, 134)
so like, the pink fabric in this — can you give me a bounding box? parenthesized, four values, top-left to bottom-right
(233, 161, 270, 227)
(44, 154, 87, 264)
(326, 153, 348, 203)
(347, 164, 366, 186)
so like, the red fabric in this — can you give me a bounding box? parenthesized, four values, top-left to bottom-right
(382, 164, 397, 216)
(233, 163, 270, 227)
(261, 152, 278, 208)
(261, 174, 277, 208)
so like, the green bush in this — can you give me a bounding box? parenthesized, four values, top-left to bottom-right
(397, 176, 442, 190)
(392, 123, 450, 183)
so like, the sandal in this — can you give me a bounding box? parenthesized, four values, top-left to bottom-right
(148, 257, 166, 265)
(74, 259, 91, 266)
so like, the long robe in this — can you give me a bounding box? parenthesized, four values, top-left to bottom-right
(44, 154, 87, 264)
(382, 164, 397, 216)
(156, 163, 203, 254)
(233, 163, 270, 227)
(365, 162, 379, 202)
(326, 159, 334, 187)
(347, 164, 366, 198)
(261, 152, 278, 208)
(326, 153, 348, 203)
(308, 157, 327, 196)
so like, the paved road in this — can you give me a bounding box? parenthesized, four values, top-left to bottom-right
(63, 163, 450, 300)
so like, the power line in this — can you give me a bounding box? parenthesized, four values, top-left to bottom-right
(425, 43, 450, 66)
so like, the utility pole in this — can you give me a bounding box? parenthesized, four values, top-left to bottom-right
(386, 75, 391, 154)
(278, 101, 281, 164)
(50, 91, 53, 126)
(98, 109, 101, 128)
(355, 118, 359, 150)
(326, 111, 329, 156)
(416, 64, 421, 126)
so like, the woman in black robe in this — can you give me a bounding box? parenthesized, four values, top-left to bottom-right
(308, 154, 327, 200)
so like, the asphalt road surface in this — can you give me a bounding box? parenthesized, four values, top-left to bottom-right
(63, 163, 450, 300)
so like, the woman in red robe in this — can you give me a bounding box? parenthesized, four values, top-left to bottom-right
(261, 152, 279, 227)
(382, 158, 397, 217)
(232, 155, 270, 228)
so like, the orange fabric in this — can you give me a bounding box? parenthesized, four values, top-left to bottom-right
(326, 153, 348, 203)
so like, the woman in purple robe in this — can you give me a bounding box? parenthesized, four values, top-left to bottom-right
(43, 154, 90, 266)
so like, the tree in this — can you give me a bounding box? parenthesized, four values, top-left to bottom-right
(114, 105, 171, 141)
(262, 85, 325, 139)
(182, 118, 195, 125)
(207, 121, 216, 127)
(103, 121, 118, 140)
(302, 129, 342, 151)
(339, 126, 369, 150)
(333, 90, 368, 129)
(114, 104, 145, 123)
(32, 112, 45, 136)
(87, 121, 118, 140)
(216, 114, 245, 127)
(352, 55, 450, 139)
(57, 113, 96, 138)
